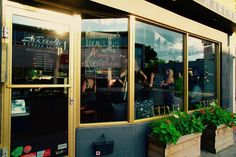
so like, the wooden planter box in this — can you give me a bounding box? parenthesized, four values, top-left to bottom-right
(201, 124, 234, 153)
(148, 133, 201, 157)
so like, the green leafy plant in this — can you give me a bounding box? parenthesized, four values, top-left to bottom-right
(193, 101, 236, 127)
(151, 117, 181, 144)
(150, 111, 205, 144)
(173, 112, 205, 135)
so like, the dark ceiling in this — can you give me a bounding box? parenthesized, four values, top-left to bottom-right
(10, 0, 128, 18)
(146, 0, 236, 34)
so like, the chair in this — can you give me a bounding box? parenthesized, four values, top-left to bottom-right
(81, 105, 96, 122)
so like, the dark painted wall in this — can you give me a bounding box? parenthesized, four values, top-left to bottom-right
(76, 122, 150, 157)
(221, 50, 234, 110)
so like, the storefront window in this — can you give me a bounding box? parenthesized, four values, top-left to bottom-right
(188, 37, 216, 110)
(135, 21, 184, 119)
(81, 18, 128, 123)
(12, 15, 69, 84)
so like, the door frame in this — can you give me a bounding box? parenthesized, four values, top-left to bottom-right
(3, 1, 79, 156)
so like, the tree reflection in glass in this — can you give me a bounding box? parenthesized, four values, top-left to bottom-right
(135, 21, 184, 119)
(188, 37, 216, 110)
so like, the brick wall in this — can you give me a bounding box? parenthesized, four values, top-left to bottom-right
(214, 0, 236, 12)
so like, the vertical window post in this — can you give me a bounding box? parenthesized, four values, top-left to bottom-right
(184, 34, 188, 112)
(128, 15, 135, 123)
(216, 43, 221, 105)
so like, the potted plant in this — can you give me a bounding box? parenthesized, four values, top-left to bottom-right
(148, 111, 205, 157)
(193, 101, 236, 153)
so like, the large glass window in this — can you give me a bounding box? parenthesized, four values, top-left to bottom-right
(12, 15, 69, 84)
(135, 21, 184, 119)
(188, 37, 216, 110)
(81, 18, 128, 123)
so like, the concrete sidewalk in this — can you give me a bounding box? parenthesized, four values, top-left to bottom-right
(201, 132, 236, 157)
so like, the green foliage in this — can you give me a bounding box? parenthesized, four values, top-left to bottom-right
(150, 111, 205, 144)
(193, 101, 236, 127)
(151, 117, 181, 144)
(150, 101, 236, 145)
(173, 111, 205, 136)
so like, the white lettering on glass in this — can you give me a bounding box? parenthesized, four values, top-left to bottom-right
(22, 34, 66, 49)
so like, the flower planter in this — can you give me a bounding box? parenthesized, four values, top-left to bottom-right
(148, 133, 201, 157)
(201, 124, 234, 153)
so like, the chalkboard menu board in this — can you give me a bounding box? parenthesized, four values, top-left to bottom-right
(81, 32, 127, 79)
(12, 24, 69, 84)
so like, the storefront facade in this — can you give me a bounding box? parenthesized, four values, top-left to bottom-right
(0, 0, 236, 157)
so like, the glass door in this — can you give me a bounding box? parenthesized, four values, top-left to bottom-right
(7, 8, 72, 157)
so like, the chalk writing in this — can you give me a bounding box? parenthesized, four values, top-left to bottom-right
(82, 32, 127, 78)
